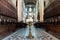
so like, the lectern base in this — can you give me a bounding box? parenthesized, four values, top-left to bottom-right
(26, 26, 34, 39)
(26, 35, 34, 39)
(26, 21, 34, 39)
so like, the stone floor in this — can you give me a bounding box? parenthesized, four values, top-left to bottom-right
(2, 26, 59, 40)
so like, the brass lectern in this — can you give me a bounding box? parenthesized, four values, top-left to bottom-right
(26, 13, 34, 39)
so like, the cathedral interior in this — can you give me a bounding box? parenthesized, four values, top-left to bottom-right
(0, 0, 60, 40)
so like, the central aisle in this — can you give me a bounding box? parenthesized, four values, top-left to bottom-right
(2, 26, 59, 40)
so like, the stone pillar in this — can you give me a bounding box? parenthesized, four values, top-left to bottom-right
(17, 0, 22, 22)
(39, 0, 44, 22)
(35, 0, 39, 22)
(45, 0, 49, 7)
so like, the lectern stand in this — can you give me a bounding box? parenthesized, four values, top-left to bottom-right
(26, 22, 34, 39)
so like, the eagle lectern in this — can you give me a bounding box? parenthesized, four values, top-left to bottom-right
(26, 13, 34, 39)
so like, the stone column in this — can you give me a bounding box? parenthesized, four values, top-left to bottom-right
(45, 0, 49, 7)
(39, 0, 44, 22)
(17, 0, 22, 22)
(35, 0, 39, 22)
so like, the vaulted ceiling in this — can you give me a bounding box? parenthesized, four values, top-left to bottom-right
(24, 0, 36, 5)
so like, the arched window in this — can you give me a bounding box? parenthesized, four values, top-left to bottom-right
(29, 7, 32, 12)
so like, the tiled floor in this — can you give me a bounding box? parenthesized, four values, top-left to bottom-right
(2, 26, 59, 40)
